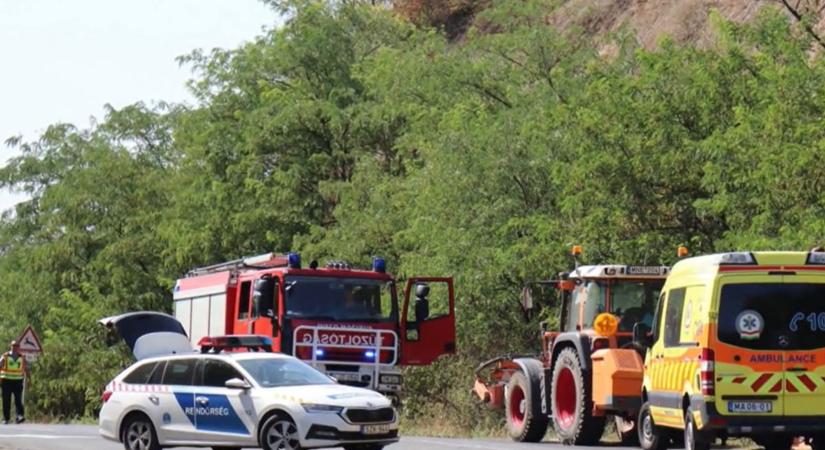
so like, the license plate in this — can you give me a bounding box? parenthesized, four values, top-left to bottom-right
(361, 424, 390, 435)
(329, 372, 361, 382)
(728, 401, 772, 413)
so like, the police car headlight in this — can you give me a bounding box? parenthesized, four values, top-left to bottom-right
(302, 404, 344, 414)
(379, 374, 402, 385)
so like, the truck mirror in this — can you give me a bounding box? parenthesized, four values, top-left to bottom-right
(520, 286, 534, 312)
(253, 277, 276, 318)
(632, 322, 651, 348)
(414, 283, 430, 322)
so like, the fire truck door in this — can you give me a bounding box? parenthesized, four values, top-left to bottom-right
(400, 277, 456, 365)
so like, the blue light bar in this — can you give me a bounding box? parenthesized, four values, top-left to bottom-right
(372, 257, 386, 273)
(288, 252, 301, 269)
(365, 350, 376, 359)
(315, 349, 325, 357)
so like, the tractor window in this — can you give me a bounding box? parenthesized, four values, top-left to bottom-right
(611, 280, 663, 332)
(664, 288, 686, 347)
(582, 281, 607, 328)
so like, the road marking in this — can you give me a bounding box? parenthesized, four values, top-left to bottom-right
(0, 433, 96, 439)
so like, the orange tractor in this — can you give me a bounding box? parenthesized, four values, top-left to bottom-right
(473, 247, 671, 444)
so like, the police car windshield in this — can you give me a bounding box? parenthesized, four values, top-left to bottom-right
(238, 358, 334, 388)
(284, 276, 397, 322)
(719, 283, 825, 350)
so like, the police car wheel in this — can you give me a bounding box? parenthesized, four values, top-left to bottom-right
(260, 415, 301, 450)
(121, 414, 160, 450)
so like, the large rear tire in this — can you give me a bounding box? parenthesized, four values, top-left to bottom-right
(638, 402, 667, 450)
(505, 369, 549, 442)
(551, 347, 605, 445)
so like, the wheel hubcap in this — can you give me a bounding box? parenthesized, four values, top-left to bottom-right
(555, 367, 576, 429)
(642, 414, 653, 441)
(508, 385, 526, 427)
(126, 421, 152, 450)
(267, 420, 299, 450)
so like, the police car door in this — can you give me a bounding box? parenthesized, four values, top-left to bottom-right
(191, 358, 257, 446)
(157, 358, 200, 443)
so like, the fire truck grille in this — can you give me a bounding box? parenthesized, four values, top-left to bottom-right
(345, 407, 394, 423)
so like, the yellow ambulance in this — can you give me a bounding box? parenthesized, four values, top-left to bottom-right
(634, 251, 825, 450)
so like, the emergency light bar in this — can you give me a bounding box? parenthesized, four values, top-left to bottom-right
(807, 251, 825, 265)
(199, 335, 274, 353)
(717, 252, 756, 265)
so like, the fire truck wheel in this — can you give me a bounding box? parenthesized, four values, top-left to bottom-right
(551, 347, 605, 445)
(505, 369, 549, 442)
(684, 408, 711, 450)
(637, 402, 667, 450)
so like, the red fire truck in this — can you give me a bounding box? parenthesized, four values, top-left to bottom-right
(172, 252, 455, 402)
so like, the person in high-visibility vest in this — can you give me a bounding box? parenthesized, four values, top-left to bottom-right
(0, 341, 28, 424)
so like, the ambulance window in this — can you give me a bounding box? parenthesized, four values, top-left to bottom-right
(238, 281, 251, 320)
(163, 359, 196, 385)
(719, 283, 825, 350)
(651, 292, 666, 344)
(123, 361, 158, 384)
(147, 361, 166, 385)
(664, 288, 686, 347)
(198, 359, 243, 387)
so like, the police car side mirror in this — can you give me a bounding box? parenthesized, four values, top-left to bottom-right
(225, 378, 252, 390)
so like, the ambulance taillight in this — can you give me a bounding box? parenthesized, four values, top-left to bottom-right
(699, 348, 715, 396)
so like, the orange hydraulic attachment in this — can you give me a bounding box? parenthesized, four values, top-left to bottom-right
(472, 355, 534, 409)
(591, 348, 644, 412)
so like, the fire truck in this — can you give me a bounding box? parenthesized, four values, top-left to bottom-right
(172, 251, 456, 402)
(473, 246, 672, 445)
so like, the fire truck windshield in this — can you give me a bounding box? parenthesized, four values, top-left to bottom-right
(284, 276, 397, 322)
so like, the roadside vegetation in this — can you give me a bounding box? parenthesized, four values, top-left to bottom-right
(1, 0, 825, 433)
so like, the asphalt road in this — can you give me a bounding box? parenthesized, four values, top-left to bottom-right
(0, 424, 628, 450)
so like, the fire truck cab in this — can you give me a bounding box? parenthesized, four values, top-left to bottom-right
(172, 252, 456, 402)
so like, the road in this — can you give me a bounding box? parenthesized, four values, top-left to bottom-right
(0, 424, 629, 450)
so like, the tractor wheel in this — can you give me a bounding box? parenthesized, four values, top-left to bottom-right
(638, 402, 667, 450)
(505, 370, 549, 442)
(551, 347, 605, 445)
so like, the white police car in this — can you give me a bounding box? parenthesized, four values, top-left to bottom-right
(98, 312, 398, 450)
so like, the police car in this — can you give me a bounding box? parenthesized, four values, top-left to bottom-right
(98, 312, 398, 450)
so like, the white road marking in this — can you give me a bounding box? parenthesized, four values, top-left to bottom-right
(0, 434, 96, 439)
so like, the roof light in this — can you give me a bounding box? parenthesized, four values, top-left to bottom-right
(677, 246, 689, 258)
(718, 252, 756, 265)
(807, 251, 825, 265)
(571, 245, 583, 256)
(287, 252, 301, 269)
(372, 257, 386, 273)
(198, 335, 273, 353)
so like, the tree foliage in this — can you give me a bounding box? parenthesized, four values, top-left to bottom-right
(0, 0, 824, 430)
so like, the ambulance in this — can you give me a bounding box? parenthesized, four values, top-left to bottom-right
(634, 251, 825, 450)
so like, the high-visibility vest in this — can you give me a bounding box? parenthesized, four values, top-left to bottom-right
(0, 353, 24, 380)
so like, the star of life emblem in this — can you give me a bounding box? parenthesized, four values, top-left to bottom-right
(735, 309, 764, 340)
